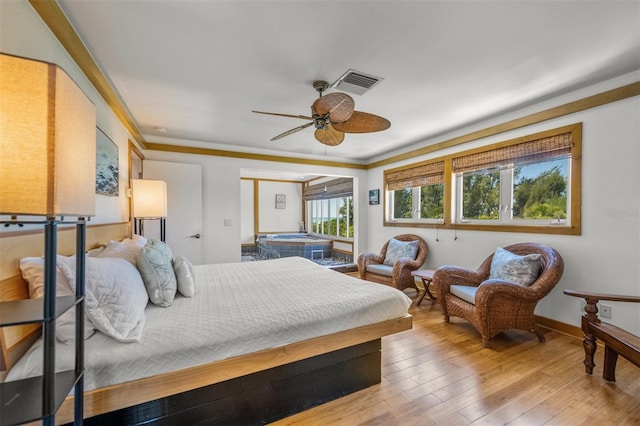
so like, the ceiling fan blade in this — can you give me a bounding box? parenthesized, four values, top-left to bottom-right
(312, 93, 354, 123)
(331, 111, 391, 133)
(271, 121, 314, 141)
(252, 110, 314, 120)
(314, 124, 345, 146)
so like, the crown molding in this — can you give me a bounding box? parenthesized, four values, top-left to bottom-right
(144, 143, 367, 170)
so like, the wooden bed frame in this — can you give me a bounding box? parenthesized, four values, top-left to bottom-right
(0, 222, 412, 425)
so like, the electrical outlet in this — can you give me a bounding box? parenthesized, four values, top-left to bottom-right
(600, 304, 612, 319)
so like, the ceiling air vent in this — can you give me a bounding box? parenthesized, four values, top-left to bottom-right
(330, 69, 383, 96)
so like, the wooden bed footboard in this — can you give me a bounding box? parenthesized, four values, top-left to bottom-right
(82, 339, 383, 425)
(57, 315, 411, 424)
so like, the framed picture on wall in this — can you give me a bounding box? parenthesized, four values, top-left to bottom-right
(369, 189, 380, 205)
(275, 194, 286, 209)
(96, 127, 119, 196)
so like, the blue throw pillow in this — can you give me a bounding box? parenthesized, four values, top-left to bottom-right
(489, 247, 542, 286)
(383, 238, 419, 266)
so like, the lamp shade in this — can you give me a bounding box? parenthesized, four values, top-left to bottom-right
(0, 53, 96, 217)
(131, 179, 167, 218)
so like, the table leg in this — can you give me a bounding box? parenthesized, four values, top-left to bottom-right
(415, 285, 428, 306)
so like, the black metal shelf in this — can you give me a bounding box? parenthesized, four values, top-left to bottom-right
(0, 296, 79, 327)
(0, 218, 86, 425)
(0, 370, 81, 426)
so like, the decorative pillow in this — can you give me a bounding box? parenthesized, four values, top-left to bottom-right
(86, 245, 106, 257)
(20, 256, 71, 299)
(383, 238, 419, 266)
(137, 239, 177, 307)
(57, 255, 148, 343)
(94, 235, 147, 266)
(20, 256, 96, 343)
(173, 255, 196, 297)
(489, 247, 542, 286)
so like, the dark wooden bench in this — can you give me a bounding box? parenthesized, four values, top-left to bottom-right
(564, 290, 640, 382)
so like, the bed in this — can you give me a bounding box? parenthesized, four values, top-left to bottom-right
(0, 223, 412, 425)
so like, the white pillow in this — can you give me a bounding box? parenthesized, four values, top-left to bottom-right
(94, 235, 147, 266)
(173, 256, 196, 297)
(20, 256, 70, 299)
(57, 255, 149, 343)
(19, 257, 96, 343)
(137, 239, 177, 307)
(87, 245, 106, 257)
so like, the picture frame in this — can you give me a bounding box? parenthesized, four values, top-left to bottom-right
(275, 194, 286, 209)
(95, 127, 119, 196)
(369, 189, 380, 205)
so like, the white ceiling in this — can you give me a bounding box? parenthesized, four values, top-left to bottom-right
(58, 0, 640, 164)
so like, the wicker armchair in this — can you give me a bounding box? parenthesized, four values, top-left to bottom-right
(357, 234, 428, 293)
(434, 243, 564, 347)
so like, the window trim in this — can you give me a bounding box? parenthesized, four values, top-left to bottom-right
(383, 123, 582, 235)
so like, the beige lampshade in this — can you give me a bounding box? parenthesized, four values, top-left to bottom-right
(0, 53, 97, 217)
(131, 179, 168, 218)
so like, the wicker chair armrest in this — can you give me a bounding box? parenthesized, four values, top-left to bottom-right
(434, 265, 487, 302)
(563, 289, 640, 304)
(434, 265, 485, 289)
(393, 256, 424, 272)
(359, 251, 385, 266)
(475, 279, 542, 306)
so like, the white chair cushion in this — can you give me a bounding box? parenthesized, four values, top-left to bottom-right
(450, 284, 477, 305)
(366, 264, 394, 277)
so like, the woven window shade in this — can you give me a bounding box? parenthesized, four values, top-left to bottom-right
(452, 132, 572, 174)
(303, 177, 353, 201)
(385, 161, 445, 191)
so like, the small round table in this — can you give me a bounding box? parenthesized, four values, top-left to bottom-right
(411, 269, 438, 306)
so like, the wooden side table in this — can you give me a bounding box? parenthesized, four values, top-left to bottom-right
(411, 269, 437, 306)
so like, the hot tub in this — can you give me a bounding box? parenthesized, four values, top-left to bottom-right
(256, 233, 332, 260)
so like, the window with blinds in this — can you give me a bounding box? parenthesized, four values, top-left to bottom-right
(383, 123, 581, 235)
(384, 161, 445, 221)
(305, 178, 354, 239)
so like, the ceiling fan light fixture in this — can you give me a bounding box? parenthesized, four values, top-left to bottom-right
(330, 69, 383, 96)
(253, 78, 389, 145)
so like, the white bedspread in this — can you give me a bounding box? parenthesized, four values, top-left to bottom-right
(6, 257, 411, 391)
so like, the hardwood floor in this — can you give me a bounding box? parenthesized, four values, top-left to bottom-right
(271, 296, 640, 425)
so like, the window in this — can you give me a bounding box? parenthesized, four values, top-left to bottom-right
(304, 177, 354, 239)
(383, 123, 581, 235)
(455, 159, 569, 224)
(453, 129, 573, 226)
(309, 197, 353, 238)
(385, 161, 445, 222)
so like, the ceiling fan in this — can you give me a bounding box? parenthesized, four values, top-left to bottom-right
(252, 80, 390, 146)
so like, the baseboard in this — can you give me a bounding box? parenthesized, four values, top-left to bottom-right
(536, 315, 583, 340)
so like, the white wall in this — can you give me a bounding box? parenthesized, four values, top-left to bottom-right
(256, 181, 302, 234)
(365, 75, 640, 335)
(240, 180, 255, 244)
(0, 0, 131, 225)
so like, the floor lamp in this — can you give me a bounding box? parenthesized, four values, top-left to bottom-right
(0, 53, 96, 425)
(131, 179, 168, 242)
